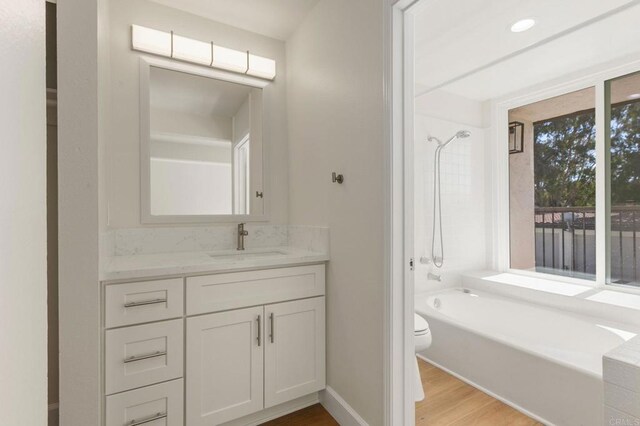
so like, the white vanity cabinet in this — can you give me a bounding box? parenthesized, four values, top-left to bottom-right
(264, 297, 325, 408)
(186, 306, 265, 425)
(102, 264, 326, 426)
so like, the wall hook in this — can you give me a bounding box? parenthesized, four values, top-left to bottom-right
(332, 172, 344, 184)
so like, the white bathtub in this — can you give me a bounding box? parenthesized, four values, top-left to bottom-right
(415, 288, 638, 426)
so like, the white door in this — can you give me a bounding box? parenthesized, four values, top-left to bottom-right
(264, 297, 326, 408)
(186, 306, 264, 425)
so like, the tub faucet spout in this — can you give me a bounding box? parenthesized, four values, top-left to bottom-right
(428, 272, 441, 282)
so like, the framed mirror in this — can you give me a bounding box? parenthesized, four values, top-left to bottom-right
(140, 57, 268, 223)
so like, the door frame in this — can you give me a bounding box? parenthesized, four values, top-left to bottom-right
(384, 0, 420, 424)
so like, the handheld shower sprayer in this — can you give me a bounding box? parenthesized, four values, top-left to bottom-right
(427, 130, 471, 268)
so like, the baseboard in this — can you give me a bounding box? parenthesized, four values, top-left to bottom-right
(417, 354, 554, 426)
(219, 393, 319, 426)
(319, 386, 369, 426)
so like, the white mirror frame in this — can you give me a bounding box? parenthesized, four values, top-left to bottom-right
(139, 56, 270, 223)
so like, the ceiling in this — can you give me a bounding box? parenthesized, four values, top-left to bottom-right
(150, 66, 252, 117)
(148, 0, 320, 41)
(414, 0, 640, 101)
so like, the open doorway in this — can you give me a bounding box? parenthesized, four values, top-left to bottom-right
(390, 1, 640, 425)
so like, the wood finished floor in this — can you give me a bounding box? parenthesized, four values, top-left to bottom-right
(261, 360, 542, 426)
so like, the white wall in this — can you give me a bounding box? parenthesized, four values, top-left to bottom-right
(286, 0, 385, 423)
(414, 90, 488, 294)
(0, 0, 47, 423)
(151, 108, 233, 140)
(107, 0, 288, 227)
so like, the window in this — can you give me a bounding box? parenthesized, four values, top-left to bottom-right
(608, 72, 640, 286)
(509, 87, 596, 281)
(507, 72, 640, 288)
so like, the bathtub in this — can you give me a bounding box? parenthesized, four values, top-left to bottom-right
(415, 288, 638, 426)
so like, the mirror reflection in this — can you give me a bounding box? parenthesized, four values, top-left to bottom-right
(147, 66, 263, 217)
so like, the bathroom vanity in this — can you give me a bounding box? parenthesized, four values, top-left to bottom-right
(97, 6, 331, 424)
(102, 255, 327, 426)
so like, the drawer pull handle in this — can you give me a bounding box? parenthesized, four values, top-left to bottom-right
(257, 315, 261, 346)
(128, 412, 167, 426)
(269, 313, 274, 343)
(124, 351, 167, 364)
(123, 298, 167, 308)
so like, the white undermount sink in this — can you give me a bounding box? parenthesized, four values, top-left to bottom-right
(208, 250, 288, 260)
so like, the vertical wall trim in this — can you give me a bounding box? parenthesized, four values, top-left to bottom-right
(58, 0, 102, 424)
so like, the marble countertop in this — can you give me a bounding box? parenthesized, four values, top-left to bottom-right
(101, 247, 329, 281)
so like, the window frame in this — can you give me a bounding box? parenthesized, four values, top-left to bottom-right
(492, 56, 640, 293)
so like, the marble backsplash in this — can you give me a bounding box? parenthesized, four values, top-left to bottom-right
(104, 225, 329, 256)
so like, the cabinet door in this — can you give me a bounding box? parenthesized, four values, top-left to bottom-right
(186, 306, 264, 425)
(264, 297, 325, 408)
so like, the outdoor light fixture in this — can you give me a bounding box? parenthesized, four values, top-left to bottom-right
(131, 24, 276, 80)
(509, 121, 524, 154)
(510, 18, 536, 33)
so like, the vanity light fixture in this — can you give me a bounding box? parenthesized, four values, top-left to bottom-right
(510, 18, 536, 33)
(131, 25, 172, 57)
(172, 34, 211, 65)
(131, 24, 276, 80)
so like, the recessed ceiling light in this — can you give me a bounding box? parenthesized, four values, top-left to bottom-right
(511, 18, 536, 33)
(628, 93, 640, 100)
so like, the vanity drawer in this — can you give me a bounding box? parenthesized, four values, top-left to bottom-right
(105, 319, 183, 395)
(105, 278, 183, 328)
(105, 379, 183, 426)
(186, 264, 325, 315)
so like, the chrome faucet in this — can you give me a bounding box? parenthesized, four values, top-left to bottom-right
(427, 272, 441, 282)
(237, 223, 249, 250)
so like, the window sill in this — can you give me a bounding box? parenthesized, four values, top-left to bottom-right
(462, 270, 640, 327)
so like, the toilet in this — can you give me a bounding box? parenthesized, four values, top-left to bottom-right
(414, 313, 432, 401)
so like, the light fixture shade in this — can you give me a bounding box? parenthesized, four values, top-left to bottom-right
(247, 54, 276, 80)
(172, 35, 211, 65)
(212, 45, 248, 73)
(131, 25, 172, 57)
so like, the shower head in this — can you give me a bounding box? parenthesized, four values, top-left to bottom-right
(437, 129, 472, 149)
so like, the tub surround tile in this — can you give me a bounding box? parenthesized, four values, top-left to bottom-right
(604, 406, 640, 426)
(603, 358, 640, 393)
(604, 336, 640, 423)
(605, 382, 640, 418)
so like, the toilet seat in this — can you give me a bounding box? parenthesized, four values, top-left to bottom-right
(414, 313, 430, 335)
